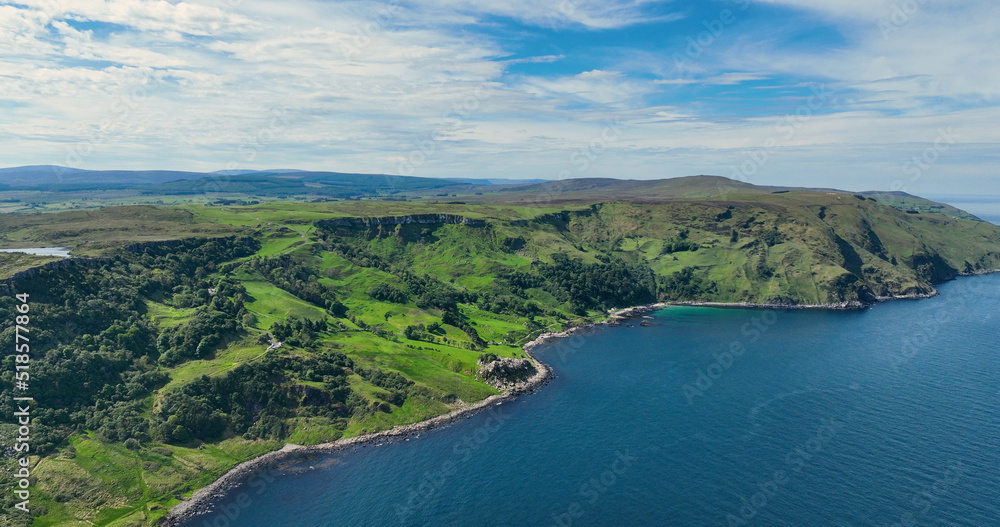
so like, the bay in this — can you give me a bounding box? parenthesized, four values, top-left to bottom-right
(192, 274, 1000, 527)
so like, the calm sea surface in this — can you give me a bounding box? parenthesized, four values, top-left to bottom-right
(195, 274, 1000, 527)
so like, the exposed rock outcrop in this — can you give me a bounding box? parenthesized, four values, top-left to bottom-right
(476, 357, 538, 391)
(320, 214, 486, 229)
(0, 257, 111, 294)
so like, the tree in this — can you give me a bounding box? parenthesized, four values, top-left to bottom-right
(171, 425, 192, 444)
(404, 324, 425, 340)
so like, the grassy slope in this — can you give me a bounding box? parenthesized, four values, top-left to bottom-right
(0, 206, 246, 258)
(19, 204, 524, 525)
(5, 177, 1000, 525)
(647, 190, 998, 302)
(0, 253, 62, 279)
(861, 191, 982, 221)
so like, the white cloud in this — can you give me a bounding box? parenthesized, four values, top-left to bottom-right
(748, 0, 1000, 101)
(0, 0, 996, 196)
(518, 70, 652, 107)
(405, 0, 678, 29)
(16, 0, 258, 36)
(504, 54, 564, 65)
(654, 72, 768, 85)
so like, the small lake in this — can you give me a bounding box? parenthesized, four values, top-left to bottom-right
(0, 247, 72, 257)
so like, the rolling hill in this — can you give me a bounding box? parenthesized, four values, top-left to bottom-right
(1, 174, 998, 525)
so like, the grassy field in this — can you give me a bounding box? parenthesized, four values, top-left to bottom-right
(144, 301, 196, 328)
(0, 253, 62, 279)
(0, 206, 246, 258)
(4, 175, 1000, 525)
(31, 434, 281, 526)
(240, 279, 328, 329)
(160, 334, 272, 392)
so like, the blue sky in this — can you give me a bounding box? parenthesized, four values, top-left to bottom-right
(1, 0, 998, 194)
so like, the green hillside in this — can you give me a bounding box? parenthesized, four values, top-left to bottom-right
(1, 176, 999, 525)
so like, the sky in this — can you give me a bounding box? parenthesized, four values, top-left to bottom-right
(1, 0, 998, 194)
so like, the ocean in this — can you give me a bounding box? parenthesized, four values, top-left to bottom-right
(931, 197, 1000, 226)
(188, 274, 1000, 526)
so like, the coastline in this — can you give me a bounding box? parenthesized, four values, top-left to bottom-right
(661, 292, 937, 310)
(163, 340, 555, 526)
(161, 278, 997, 525)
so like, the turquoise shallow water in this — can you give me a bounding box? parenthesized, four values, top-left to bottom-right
(189, 274, 1000, 527)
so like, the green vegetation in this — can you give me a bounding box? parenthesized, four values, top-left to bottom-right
(0, 253, 62, 280)
(1, 174, 999, 525)
(861, 191, 983, 221)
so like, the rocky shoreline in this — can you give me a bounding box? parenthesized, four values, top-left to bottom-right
(162, 343, 554, 526)
(664, 299, 871, 310)
(161, 279, 996, 525)
(960, 268, 1000, 277)
(656, 288, 966, 310)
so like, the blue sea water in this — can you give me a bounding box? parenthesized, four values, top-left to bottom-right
(982, 214, 1000, 226)
(194, 275, 1000, 527)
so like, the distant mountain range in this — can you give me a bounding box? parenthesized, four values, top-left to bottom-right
(0, 166, 210, 188)
(0, 166, 549, 191)
(0, 166, 983, 223)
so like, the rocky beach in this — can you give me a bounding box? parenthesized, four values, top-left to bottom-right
(161, 280, 997, 525)
(162, 338, 556, 526)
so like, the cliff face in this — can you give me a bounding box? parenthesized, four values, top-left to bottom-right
(534, 199, 1000, 306)
(310, 196, 1000, 308)
(124, 239, 187, 252)
(2, 236, 253, 292)
(321, 214, 486, 229)
(0, 257, 110, 294)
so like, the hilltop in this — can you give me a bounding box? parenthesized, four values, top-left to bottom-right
(1, 174, 996, 304)
(0, 175, 998, 525)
